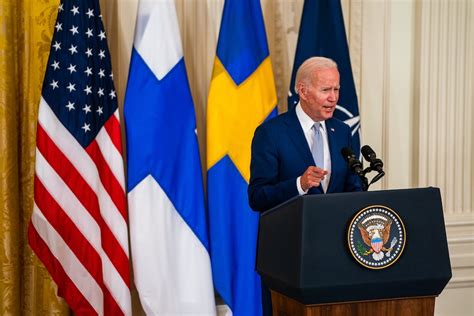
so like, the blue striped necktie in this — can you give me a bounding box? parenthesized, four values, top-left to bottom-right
(311, 122, 324, 168)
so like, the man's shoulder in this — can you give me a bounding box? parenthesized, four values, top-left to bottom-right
(257, 109, 295, 132)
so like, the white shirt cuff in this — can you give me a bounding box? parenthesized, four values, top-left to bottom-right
(296, 176, 308, 195)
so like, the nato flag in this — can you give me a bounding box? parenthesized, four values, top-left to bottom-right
(288, 0, 360, 152)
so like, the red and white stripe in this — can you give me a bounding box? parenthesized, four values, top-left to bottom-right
(29, 97, 131, 315)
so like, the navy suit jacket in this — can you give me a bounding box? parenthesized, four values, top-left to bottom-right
(248, 108, 362, 212)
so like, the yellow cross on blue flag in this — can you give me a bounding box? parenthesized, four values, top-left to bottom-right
(207, 0, 277, 315)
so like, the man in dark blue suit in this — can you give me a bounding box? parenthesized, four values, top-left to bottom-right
(249, 57, 362, 212)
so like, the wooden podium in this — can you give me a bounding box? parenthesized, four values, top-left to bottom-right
(256, 188, 451, 316)
(271, 291, 435, 316)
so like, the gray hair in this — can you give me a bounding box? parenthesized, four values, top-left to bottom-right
(294, 57, 338, 94)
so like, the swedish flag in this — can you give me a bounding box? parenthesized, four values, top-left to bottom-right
(207, 0, 277, 315)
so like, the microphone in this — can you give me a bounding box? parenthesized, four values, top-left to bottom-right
(361, 145, 384, 173)
(341, 147, 364, 176)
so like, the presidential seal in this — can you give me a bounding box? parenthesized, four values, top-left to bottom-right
(348, 205, 406, 269)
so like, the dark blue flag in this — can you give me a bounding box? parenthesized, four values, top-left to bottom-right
(288, 0, 360, 151)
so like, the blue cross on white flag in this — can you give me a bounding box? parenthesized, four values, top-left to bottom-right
(123, 0, 216, 315)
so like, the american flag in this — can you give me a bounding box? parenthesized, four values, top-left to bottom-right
(28, 1, 131, 315)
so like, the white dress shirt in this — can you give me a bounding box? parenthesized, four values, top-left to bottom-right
(295, 103, 331, 194)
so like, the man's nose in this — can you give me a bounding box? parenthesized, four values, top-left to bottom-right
(328, 90, 337, 101)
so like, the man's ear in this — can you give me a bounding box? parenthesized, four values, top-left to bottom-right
(298, 84, 306, 100)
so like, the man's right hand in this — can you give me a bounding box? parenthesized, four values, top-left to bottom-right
(300, 166, 328, 191)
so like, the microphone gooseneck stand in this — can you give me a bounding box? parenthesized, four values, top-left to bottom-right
(358, 165, 384, 192)
(341, 146, 385, 192)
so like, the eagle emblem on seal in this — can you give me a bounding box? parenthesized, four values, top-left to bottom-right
(358, 215, 397, 261)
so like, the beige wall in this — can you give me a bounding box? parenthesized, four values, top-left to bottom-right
(102, 0, 474, 315)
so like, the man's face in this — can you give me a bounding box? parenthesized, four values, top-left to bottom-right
(299, 67, 340, 122)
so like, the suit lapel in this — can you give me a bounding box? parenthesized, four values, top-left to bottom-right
(284, 109, 325, 195)
(283, 109, 314, 168)
(326, 119, 339, 193)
